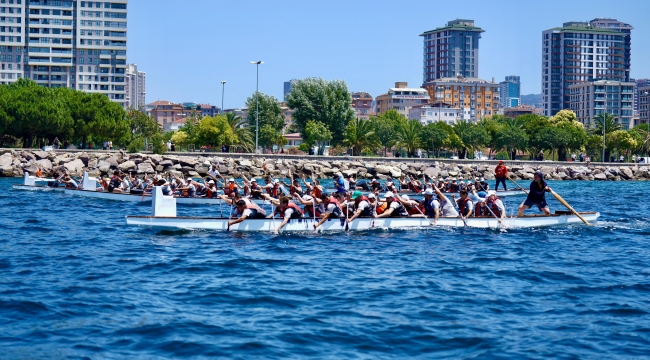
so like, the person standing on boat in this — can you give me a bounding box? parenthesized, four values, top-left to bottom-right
(313, 193, 345, 230)
(333, 172, 347, 194)
(228, 200, 267, 227)
(374, 192, 409, 218)
(518, 171, 551, 216)
(494, 160, 509, 191)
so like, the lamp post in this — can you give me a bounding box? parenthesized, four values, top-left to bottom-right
(250, 60, 264, 153)
(220, 80, 226, 114)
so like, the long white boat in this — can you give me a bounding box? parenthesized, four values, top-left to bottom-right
(325, 188, 527, 198)
(62, 172, 276, 206)
(125, 187, 600, 232)
(12, 172, 65, 192)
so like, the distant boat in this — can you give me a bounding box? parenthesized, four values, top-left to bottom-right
(12, 172, 64, 192)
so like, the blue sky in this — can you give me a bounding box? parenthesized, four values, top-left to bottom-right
(128, 0, 650, 109)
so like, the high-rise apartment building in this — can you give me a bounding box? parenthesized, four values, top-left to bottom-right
(500, 75, 521, 108)
(569, 80, 634, 129)
(631, 78, 650, 115)
(420, 19, 484, 84)
(283, 79, 296, 101)
(0, 0, 127, 106)
(541, 19, 632, 117)
(125, 63, 145, 109)
(639, 85, 650, 126)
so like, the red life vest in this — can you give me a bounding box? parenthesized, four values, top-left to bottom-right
(278, 202, 304, 218)
(312, 186, 322, 199)
(328, 196, 344, 215)
(456, 197, 472, 216)
(266, 185, 280, 198)
(495, 165, 508, 178)
(239, 202, 267, 217)
(479, 198, 502, 217)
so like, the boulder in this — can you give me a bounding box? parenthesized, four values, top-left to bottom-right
(118, 160, 137, 172)
(374, 165, 391, 175)
(104, 157, 119, 168)
(388, 166, 402, 178)
(195, 164, 209, 175)
(592, 173, 607, 180)
(64, 159, 85, 175)
(34, 150, 51, 160)
(179, 157, 198, 167)
(36, 159, 53, 173)
(137, 162, 155, 174)
(78, 152, 90, 166)
(620, 167, 634, 180)
(238, 159, 253, 168)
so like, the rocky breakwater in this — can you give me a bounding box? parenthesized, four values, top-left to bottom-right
(1, 149, 649, 182)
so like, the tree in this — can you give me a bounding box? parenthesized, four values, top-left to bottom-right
(606, 130, 637, 159)
(195, 115, 234, 148)
(585, 134, 603, 160)
(245, 92, 284, 132)
(460, 124, 491, 158)
(451, 120, 472, 158)
(370, 109, 406, 156)
(225, 112, 253, 152)
(397, 119, 423, 157)
(258, 124, 283, 151)
(494, 125, 528, 161)
(171, 131, 190, 150)
(285, 77, 355, 145)
(305, 120, 332, 154)
(630, 124, 650, 157)
(536, 127, 570, 161)
(422, 122, 449, 157)
(591, 113, 622, 135)
(343, 118, 379, 156)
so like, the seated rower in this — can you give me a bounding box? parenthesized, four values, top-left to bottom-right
(433, 186, 459, 217)
(261, 179, 283, 199)
(62, 175, 79, 189)
(346, 190, 375, 223)
(518, 171, 551, 216)
(421, 189, 440, 225)
(479, 177, 489, 191)
(347, 175, 357, 190)
(452, 190, 474, 222)
(333, 172, 347, 194)
(447, 178, 459, 193)
(269, 196, 305, 232)
(374, 191, 409, 218)
(369, 178, 382, 192)
(313, 193, 345, 230)
(384, 177, 397, 193)
(227, 199, 267, 228)
(281, 176, 304, 197)
(395, 194, 423, 216)
(293, 193, 322, 218)
(107, 171, 122, 193)
(249, 178, 263, 199)
(223, 178, 241, 198)
(176, 178, 197, 198)
(472, 190, 506, 222)
(205, 180, 218, 198)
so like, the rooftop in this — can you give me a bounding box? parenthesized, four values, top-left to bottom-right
(548, 24, 623, 35)
(424, 77, 497, 85)
(420, 19, 484, 36)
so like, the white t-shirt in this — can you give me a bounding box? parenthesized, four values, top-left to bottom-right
(208, 169, 220, 178)
(439, 198, 459, 217)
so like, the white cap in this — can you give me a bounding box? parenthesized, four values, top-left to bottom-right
(438, 178, 443, 181)
(487, 190, 496, 197)
(273, 179, 279, 184)
(367, 193, 376, 199)
(187, 178, 193, 182)
(250, 178, 257, 182)
(384, 191, 395, 198)
(424, 189, 435, 196)
(155, 174, 162, 180)
(303, 195, 313, 201)
(208, 180, 215, 184)
(480, 177, 485, 181)
(228, 178, 235, 182)
(452, 178, 457, 181)
(475, 177, 479, 181)
(401, 194, 410, 201)
(371, 178, 377, 182)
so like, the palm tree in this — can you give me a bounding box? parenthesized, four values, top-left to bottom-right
(397, 120, 423, 157)
(225, 112, 253, 152)
(343, 118, 379, 156)
(591, 113, 621, 135)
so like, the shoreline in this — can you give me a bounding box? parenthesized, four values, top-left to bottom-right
(1, 148, 648, 181)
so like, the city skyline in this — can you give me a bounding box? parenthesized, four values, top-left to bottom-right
(127, 0, 650, 109)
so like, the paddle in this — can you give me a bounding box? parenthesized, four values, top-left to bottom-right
(414, 203, 435, 226)
(344, 200, 350, 231)
(550, 189, 591, 226)
(227, 202, 233, 231)
(450, 195, 469, 227)
(508, 176, 528, 194)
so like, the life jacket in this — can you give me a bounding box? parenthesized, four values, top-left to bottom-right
(481, 198, 502, 217)
(238, 202, 267, 217)
(495, 165, 508, 178)
(304, 204, 322, 218)
(376, 202, 387, 215)
(354, 196, 374, 217)
(243, 184, 250, 196)
(312, 186, 322, 199)
(36, 169, 42, 177)
(456, 197, 472, 216)
(100, 179, 109, 190)
(422, 198, 438, 217)
(266, 185, 280, 198)
(108, 176, 121, 192)
(405, 202, 420, 215)
(206, 187, 215, 198)
(388, 200, 409, 217)
(290, 185, 303, 197)
(408, 182, 423, 193)
(278, 202, 304, 218)
(327, 197, 344, 217)
(449, 183, 459, 193)
(224, 183, 237, 196)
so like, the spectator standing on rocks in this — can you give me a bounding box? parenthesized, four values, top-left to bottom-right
(494, 160, 508, 191)
(53, 137, 60, 149)
(537, 151, 544, 161)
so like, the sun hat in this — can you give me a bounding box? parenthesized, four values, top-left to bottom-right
(424, 189, 435, 196)
(384, 191, 395, 198)
(250, 178, 257, 182)
(487, 190, 496, 197)
(351, 190, 363, 199)
(401, 194, 410, 201)
(367, 193, 376, 199)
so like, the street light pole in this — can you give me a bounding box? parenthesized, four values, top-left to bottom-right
(250, 61, 264, 153)
(220, 80, 226, 114)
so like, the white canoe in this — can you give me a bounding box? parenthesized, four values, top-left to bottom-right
(125, 212, 600, 232)
(12, 173, 64, 191)
(325, 188, 527, 197)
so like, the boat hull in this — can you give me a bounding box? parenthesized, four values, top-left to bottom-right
(13, 184, 65, 192)
(63, 188, 276, 206)
(125, 212, 600, 232)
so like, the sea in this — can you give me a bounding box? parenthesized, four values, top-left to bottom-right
(1, 178, 649, 359)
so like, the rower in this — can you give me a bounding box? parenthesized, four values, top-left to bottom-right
(518, 171, 551, 216)
(205, 180, 218, 198)
(347, 175, 357, 190)
(313, 193, 345, 230)
(374, 191, 409, 218)
(436, 178, 445, 192)
(452, 189, 474, 221)
(281, 176, 303, 197)
(333, 172, 347, 194)
(448, 178, 459, 193)
(227, 199, 267, 227)
(293, 194, 321, 218)
(107, 170, 122, 193)
(370, 178, 382, 192)
(223, 178, 240, 198)
(62, 175, 78, 189)
(269, 196, 305, 232)
(249, 178, 263, 199)
(421, 189, 441, 225)
(262, 179, 283, 199)
(346, 190, 375, 223)
(176, 178, 197, 197)
(407, 177, 423, 193)
(433, 186, 459, 217)
(207, 164, 221, 183)
(473, 190, 506, 222)
(396, 194, 422, 216)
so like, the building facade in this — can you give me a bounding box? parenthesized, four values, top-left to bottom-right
(503, 105, 541, 118)
(351, 92, 373, 120)
(420, 19, 483, 84)
(632, 78, 650, 115)
(283, 79, 296, 101)
(500, 75, 521, 108)
(639, 85, 650, 126)
(125, 63, 145, 109)
(198, 104, 219, 118)
(541, 20, 632, 117)
(568, 80, 634, 129)
(0, 0, 128, 105)
(422, 76, 500, 121)
(408, 104, 460, 125)
(375, 82, 429, 117)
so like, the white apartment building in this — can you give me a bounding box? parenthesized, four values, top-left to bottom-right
(125, 63, 145, 109)
(0, 0, 127, 106)
(375, 82, 429, 118)
(408, 104, 460, 125)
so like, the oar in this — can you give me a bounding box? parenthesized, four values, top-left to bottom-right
(344, 201, 350, 232)
(450, 195, 468, 227)
(414, 203, 435, 226)
(550, 189, 591, 226)
(483, 202, 504, 228)
(508, 176, 528, 194)
(227, 202, 233, 231)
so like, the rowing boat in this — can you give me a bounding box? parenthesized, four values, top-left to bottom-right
(332, 189, 527, 198)
(125, 186, 600, 232)
(12, 172, 64, 192)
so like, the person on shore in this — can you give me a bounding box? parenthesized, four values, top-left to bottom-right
(518, 171, 551, 216)
(228, 199, 267, 227)
(374, 192, 409, 218)
(269, 196, 304, 232)
(494, 160, 508, 191)
(313, 193, 344, 230)
(53, 137, 60, 150)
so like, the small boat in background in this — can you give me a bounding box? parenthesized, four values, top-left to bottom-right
(12, 172, 64, 192)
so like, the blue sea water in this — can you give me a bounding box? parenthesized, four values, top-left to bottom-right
(1, 178, 650, 359)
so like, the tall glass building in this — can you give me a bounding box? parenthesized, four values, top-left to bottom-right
(0, 0, 128, 106)
(500, 75, 521, 108)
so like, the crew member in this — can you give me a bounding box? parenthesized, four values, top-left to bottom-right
(346, 190, 375, 223)
(473, 190, 506, 222)
(494, 160, 508, 191)
(452, 190, 474, 221)
(313, 193, 344, 230)
(333, 172, 347, 194)
(433, 186, 459, 217)
(374, 191, 409, 218)
(421, 189, 440, 224)
(518, 171, 551, 216)
(270, 196, 305, 232)
(228, 199, 267, 227)
(249, 178, 263, 199)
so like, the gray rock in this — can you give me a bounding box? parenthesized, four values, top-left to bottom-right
(238, 159, 253, 168)
(118, 160, 136, 172)
(620, 167, 634, 180)
(34, 150, 51, 160)
(137, 162, 155, 174)
(64, 159, 85, 175)
(36, 159, 53, 173)
(104, 157, 119, 167)
(195, 165, 209, 175)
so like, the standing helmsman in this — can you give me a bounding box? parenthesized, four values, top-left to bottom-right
(494, 160, 508, 191)
(518, 171, 551, 216)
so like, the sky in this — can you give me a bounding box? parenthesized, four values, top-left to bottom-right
(128, 0, 650, 109)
